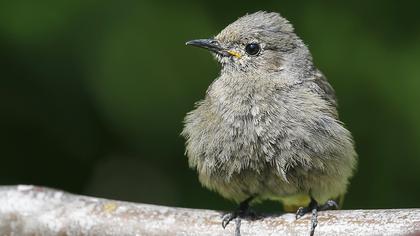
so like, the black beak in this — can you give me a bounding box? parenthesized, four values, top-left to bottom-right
(186, 39, 229, 56)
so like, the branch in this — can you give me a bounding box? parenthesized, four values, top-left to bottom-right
(0, 185, 419, 236)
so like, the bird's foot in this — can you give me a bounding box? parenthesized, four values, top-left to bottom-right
(318, 199, 339, 211)
(222, 206, 259, 228)
(295, 199, 338, 219)
(222, 197, 259, 229)
(295, 198, 318, 220)
(295, 199, 339, 236)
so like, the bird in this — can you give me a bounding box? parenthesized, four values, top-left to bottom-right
(182, 11, 357, 235)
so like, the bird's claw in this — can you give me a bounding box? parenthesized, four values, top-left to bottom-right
(222, 212, 237, 228)
(222, 208, 259, 228)
(318, 200, 339, 211)
(296, 206, 311, 219)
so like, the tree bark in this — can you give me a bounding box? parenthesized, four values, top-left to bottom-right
(0, 185, 419, 236)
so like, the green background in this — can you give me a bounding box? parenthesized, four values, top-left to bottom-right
(1, 0, 419, 211)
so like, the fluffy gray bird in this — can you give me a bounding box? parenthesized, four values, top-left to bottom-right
(182, 11, 357, 235)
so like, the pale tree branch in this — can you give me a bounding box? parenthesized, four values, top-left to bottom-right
(0, 185, 419, 236)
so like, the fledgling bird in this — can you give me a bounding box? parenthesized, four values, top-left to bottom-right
(182, 11, 357, 235)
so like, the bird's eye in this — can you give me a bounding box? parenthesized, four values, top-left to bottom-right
(245, 43, 261, 56)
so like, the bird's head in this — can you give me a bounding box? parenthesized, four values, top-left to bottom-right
(186, 11, 310, 76)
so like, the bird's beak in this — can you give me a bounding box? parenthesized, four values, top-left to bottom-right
(186, 39, 226, 55)
(186, 39, 241, 58)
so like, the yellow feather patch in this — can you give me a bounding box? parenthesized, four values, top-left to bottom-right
(281, 194, 311, 213)
(227, 50, 241, 58)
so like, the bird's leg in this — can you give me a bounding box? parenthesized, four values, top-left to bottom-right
(295, 198, 339, 236)
(222, 196, 256, 229)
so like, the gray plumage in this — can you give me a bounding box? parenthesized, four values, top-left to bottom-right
(182, 11, 357, 209)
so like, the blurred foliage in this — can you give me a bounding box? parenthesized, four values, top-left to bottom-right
(1, 0, 419, 211)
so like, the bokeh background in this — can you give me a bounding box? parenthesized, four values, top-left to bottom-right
(1, 0, 419, 211)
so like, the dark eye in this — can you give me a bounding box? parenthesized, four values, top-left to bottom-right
(245, 43, 261, 56)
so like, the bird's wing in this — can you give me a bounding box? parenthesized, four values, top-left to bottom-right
(303, 70, 339, 118)
(311, 70, 337, 108)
